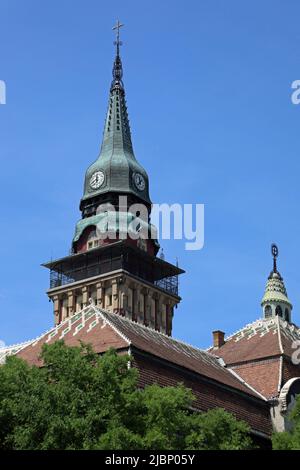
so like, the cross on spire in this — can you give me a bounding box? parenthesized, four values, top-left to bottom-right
(113, 20, 124, 56)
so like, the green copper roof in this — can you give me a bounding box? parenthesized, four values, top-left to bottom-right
(72, 211, 159, 248)
(81, 49, 151, 206)
(261, 271, 292, 308)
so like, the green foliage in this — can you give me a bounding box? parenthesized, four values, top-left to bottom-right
(186, 408, 253, 450)
(0, 341, 253, 450)
(272, 395, 300, 450)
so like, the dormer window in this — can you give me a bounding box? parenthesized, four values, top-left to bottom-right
(87, 229, 100, 250)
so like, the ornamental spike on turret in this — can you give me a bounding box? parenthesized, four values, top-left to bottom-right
(261, 244, 292, 322)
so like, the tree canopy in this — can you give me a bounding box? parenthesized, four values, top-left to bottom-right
(273, 395, 300, 450)
(0, 341, 253, 450)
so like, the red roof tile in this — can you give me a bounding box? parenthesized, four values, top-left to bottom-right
(231, 359, 281, 399)
(9, 306, 264, 400)
(210, 317, 300, 398)
(211, 317, 300, 365)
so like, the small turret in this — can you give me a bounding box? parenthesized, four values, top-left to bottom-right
(261, 244, 292, 322)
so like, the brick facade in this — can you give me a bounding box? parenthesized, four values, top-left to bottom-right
(132, 351, 272, 438)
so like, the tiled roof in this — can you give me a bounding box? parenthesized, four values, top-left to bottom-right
(230, 359, 282, 399)
(212, 316, 300, 365)
(210, 316, 300, 399)
(261, 271, 292, 307)
(0, 341, 33, 364)
(5, 306, 264, 400)
(102, 310, 264, 399)
(15, 308, 129, 367)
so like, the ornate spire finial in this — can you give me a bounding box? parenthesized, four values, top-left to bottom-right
(111, 20, 124, 89)
(113, 20, 124, 57)
(271, 243, 279, 273)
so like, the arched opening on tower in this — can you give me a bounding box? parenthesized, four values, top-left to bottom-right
(264, 305, 272, 318)
(284, 308, 290, 322)
(275, 305, 283, 317)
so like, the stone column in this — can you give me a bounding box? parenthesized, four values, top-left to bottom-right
(61, 297, 68, 322)
(144, 289, 151, 327)
(156, 295, 163, 332)
(53, 295, 60, 325)
(112, 279, 119, 312)
(82, 286, 89, 308)
(133, 285, 140, 322)
(67, 291, 75, 318)
(149, 292, 157, 329)
(123, 282, 131, 320)
(76, 294, 82, 312)
(96, 282, 104, 308)
(138, 288, 146, 325)
(119, 282, 128, 317)
(127, 284, 134, 320)
(161, 299, 167, 334)
(165, 301, 173, 336)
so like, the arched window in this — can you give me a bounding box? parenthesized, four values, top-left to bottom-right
(275, 305, 283, 317)
(264, 305, 272, 318)
(284, 308, 289, 322)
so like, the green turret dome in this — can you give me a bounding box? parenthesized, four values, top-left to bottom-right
(261, 271, 292, 307)
(81, 50, 151, 208)
(261, 244, 292, 322)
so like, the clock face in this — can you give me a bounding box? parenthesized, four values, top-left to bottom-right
(133, 172, 146, 191)
(90, 171, 105, 190)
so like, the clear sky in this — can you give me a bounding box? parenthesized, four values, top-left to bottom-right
(1, 0, 300, 348)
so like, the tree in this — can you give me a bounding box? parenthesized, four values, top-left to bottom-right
(0, 341, 253, 450)
(272, 396, 300, 450)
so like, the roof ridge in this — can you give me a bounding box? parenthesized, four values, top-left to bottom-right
(0, 339, 33, 353)
(92, 306, 131, 346)
(95, 306, 227, 365)
(224, 317, 280, 343)
(276, 315, 284, 354)
(224, 318, 262, 341)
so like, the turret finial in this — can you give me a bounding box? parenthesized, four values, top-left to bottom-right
(271, 243, 279, 273)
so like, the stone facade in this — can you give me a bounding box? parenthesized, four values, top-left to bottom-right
(48, 270, 177, 335)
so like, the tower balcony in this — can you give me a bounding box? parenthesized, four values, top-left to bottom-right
(43, 241, 184, 298)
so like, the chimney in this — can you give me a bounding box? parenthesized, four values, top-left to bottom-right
(212, 330, 225, 349)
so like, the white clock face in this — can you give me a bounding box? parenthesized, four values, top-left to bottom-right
(134, 173, 146, 191)
(90, 171, 105, 190)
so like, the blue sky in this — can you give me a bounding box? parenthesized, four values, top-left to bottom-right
(1, 0, 300, 348)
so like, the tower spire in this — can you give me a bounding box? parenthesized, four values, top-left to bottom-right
(80, 21, 152, 211)
(112, 20, 124, 90)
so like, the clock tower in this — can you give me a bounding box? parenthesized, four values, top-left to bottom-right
(43, 23, 184, 335)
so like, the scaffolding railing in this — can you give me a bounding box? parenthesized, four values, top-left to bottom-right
(50, 266, 179, 296)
